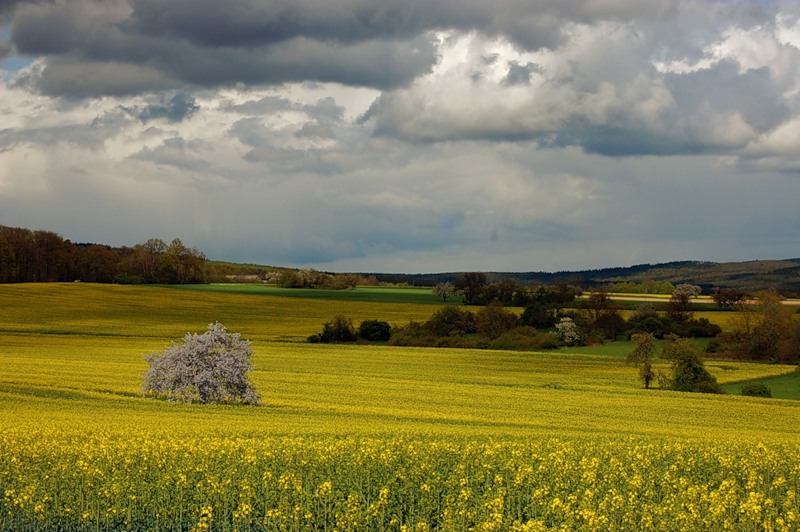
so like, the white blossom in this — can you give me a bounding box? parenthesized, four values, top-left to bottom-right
(143, 322, 260, 405)
(556, 317, 582, 346)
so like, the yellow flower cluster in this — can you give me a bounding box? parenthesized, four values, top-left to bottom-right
(1, 429, 799, 531)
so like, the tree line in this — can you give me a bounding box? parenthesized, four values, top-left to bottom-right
(0, 225, 206, 284)
(312, 273, 799, 364)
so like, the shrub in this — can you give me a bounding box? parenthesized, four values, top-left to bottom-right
(320, 315, 357, 343)
(143, 322, 260, 405)
(594, 310, 626, 340)
(475, 303, 518, 340)
(425, 306, 476, 337)
(358, 319, 391, 342)
(741, 383, 772, 398)
(489, 327, 559, 350)
(387, 321, 428, 347)
(520, 303, 557, 329)
(661, 335, 723, 394)
(673, 317, 723, 338)
(556, 317, 582, 346)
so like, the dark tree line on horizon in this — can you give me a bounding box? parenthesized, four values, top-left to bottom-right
(0, 225, 206, 284)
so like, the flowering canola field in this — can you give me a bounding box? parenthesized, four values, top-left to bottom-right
(1, 284, 799, 530)
(3, 430, 800, 531)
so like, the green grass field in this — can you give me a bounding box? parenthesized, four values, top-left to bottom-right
(172, 283, 459, 305)
(722, 371, 800, 400)
(2, 283, 800, 530)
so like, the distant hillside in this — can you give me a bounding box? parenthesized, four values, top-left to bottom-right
(364, 259, 800, 295)
(4, 224, 796, 294)
(593, 259, 800, 293)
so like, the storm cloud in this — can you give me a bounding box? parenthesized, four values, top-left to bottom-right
(1, 1, 799, 272)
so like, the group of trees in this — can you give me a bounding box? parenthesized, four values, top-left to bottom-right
(0, 225, 206, 284)
(446, 273, 582, 307)
(435, 275, 732, 345)
(309, 305, 560, 351)
(627, 333, 723, 393)
(307, 316, 392, 344)
(309, 277, 731, 353)
(266, 268, 370, 290)
(709, 290, 800, 363)
(435, 274, 800, 363)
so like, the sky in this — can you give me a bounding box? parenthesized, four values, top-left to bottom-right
(1, 0, 799, 273)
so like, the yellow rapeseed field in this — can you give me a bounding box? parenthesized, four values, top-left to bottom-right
(2, 430, 799, 531)
(1, 283, 799, 530)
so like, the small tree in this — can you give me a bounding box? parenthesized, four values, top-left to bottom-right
(425, 306, 476, 336)
(454, 272, 488, 305)
(143, 322, 260, 404)
(475, 303, 518, 340)
(433, 282, 456, 302)
(741, 383, 772, 398)
(556, 317, 581, 346)
(661, 335, 722, 394)
(667, 284, 701, 323)
(321, 315, 356, 343)
(358, 319, 391, 342)
(712, 287, 748, 309)
(520, 302, 557, 329)
(627, 333, 657, 389)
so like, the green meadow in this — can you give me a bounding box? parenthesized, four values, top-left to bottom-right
(172, 283, 457, 305)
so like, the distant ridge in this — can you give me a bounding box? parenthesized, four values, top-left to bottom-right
(4, 224, 796, 293)
(361, 259, 800, 294)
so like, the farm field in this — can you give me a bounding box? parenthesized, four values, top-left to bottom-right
(1, 283, 800, 530)
(172, 283, 458, 305)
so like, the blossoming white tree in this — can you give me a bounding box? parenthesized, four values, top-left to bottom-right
(555, 317, 582, 346)
(143, 322, 260, 405)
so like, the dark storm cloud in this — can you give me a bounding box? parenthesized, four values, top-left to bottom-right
(125, 92, 200, 124)
(221, 96, 293, 116)
(223, 95, 344, 122)
(0, 40, 11, 60)
(124, 0, 584, 50)
(303, 97, 345, 122)
(37, 58, 179, 97)
(8, 0, 441, 96)
(241, 144, 339, 174)
(126, 0, 441, 46)
(0, 111, 129, 151)
(6, 0, 675, 98)
(295, 122, 336, 140)
(0, 0, 41, 23)
(229, 117, 272, 148)
(664, 61, 789, 134)
(29, 33, 438, 97)
(130, 137, 211, 172)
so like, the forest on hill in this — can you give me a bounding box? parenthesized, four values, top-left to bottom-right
(367, 259, 800, 295)
(2, 224, 799, 294)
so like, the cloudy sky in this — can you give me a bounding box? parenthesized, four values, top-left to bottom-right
(1, 0, 799, 273)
